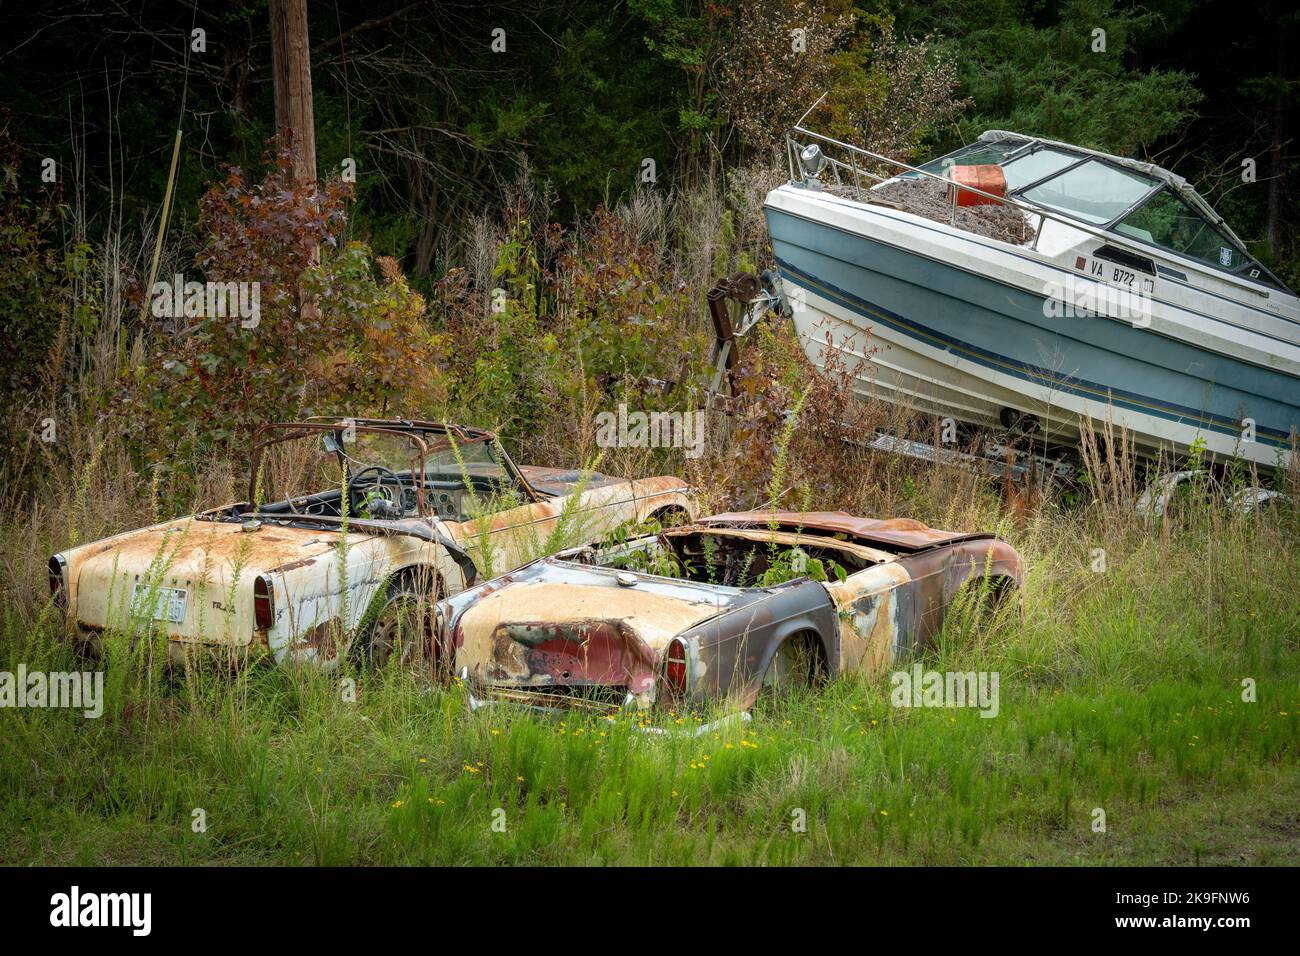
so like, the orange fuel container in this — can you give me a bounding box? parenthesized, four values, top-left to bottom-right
(947, 164, 1007, 207)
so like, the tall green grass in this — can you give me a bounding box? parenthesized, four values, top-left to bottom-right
(3, 481, 1296, 865)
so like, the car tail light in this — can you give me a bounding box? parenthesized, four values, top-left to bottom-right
(253, 575, 274, 630)
(663, 638, 689, 695)
(48, 556, 67, 609)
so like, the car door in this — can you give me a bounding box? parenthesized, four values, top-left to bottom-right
(476, 497, 561, 576)
(540, 477, 644, 546)
(453, 475, 556, 578)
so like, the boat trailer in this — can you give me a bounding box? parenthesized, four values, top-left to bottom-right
(703, 270, 1077, 491)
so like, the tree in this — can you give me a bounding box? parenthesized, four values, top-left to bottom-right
(714, 0, 858, 155)
(896, 0, 1202, 157)
(269, 0, 317, 184)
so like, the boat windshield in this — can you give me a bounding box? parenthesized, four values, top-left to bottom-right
(999, 147, 1080, 190)
(1115, 190, 1249, 270)
(897, 133, 1289, 290)
(915, 140, 1023, 174)
(913, 140, 1082, 188)
(1018, 159, 1157, 224)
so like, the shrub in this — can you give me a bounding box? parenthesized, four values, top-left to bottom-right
(0, 112, 77, 411)
(121, 146, 446, 470)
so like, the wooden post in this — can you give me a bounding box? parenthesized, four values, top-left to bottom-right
(269, 0, 316, 184)
(269, 0, 319, 318)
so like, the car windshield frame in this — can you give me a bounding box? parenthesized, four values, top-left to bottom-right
(246, 422, 432, 516)
(245, 420, 539, 519)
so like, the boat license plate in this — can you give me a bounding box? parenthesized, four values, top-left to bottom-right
(132, 584, 188, 624)
(1075, 255, 1155, 295)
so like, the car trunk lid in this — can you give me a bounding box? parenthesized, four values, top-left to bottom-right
(70, 517, 353, 641)
(451, 562, 737, 694)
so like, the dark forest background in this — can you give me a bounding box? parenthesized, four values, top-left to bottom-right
(0, 0, 1295, 488)
(3, 3, 1299, 872)
(3, 0, 1294, 274)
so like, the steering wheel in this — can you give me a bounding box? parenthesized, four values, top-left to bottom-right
(349, 465, 401, 516)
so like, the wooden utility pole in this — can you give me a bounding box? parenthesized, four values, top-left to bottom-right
(269, 0, 316, 184)
(269, 0, 320, 320)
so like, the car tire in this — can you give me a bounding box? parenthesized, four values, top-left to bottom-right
(359, 579, 440, 670)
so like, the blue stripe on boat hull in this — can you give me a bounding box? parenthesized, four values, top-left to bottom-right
(767, 207, 1299, 450)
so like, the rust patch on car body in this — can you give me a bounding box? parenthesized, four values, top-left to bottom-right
(270, 555, 320, 574)
(824, 563, 913, 676)
(484, 619, 660, 694)
(454, 579, 725, 657)
(302, 617, 340, 656)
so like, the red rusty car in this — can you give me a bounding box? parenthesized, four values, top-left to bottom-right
(439, 510, 1024, 709)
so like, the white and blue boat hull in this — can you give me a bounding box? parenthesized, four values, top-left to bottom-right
(765, 184, 1300, 470)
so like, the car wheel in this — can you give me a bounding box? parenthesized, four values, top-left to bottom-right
(361, 583, 439, 670)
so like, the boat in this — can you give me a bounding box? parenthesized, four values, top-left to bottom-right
(763, 108, 1300, 471)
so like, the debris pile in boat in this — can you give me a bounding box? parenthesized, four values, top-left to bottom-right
(829, 177, 1032, 245)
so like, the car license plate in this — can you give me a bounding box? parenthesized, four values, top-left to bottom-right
(1075, 255, 1155, 295)
(132, 584, 188, 624)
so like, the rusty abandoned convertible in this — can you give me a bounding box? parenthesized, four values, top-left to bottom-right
(48, 418, 697, 667)
(440, 510, 1024, 709)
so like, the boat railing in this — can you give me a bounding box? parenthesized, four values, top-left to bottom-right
(784, 101, 1280, 299)
(785, 122, 1111, 254)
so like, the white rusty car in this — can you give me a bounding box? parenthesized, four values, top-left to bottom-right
(48, 418, 697, 668)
